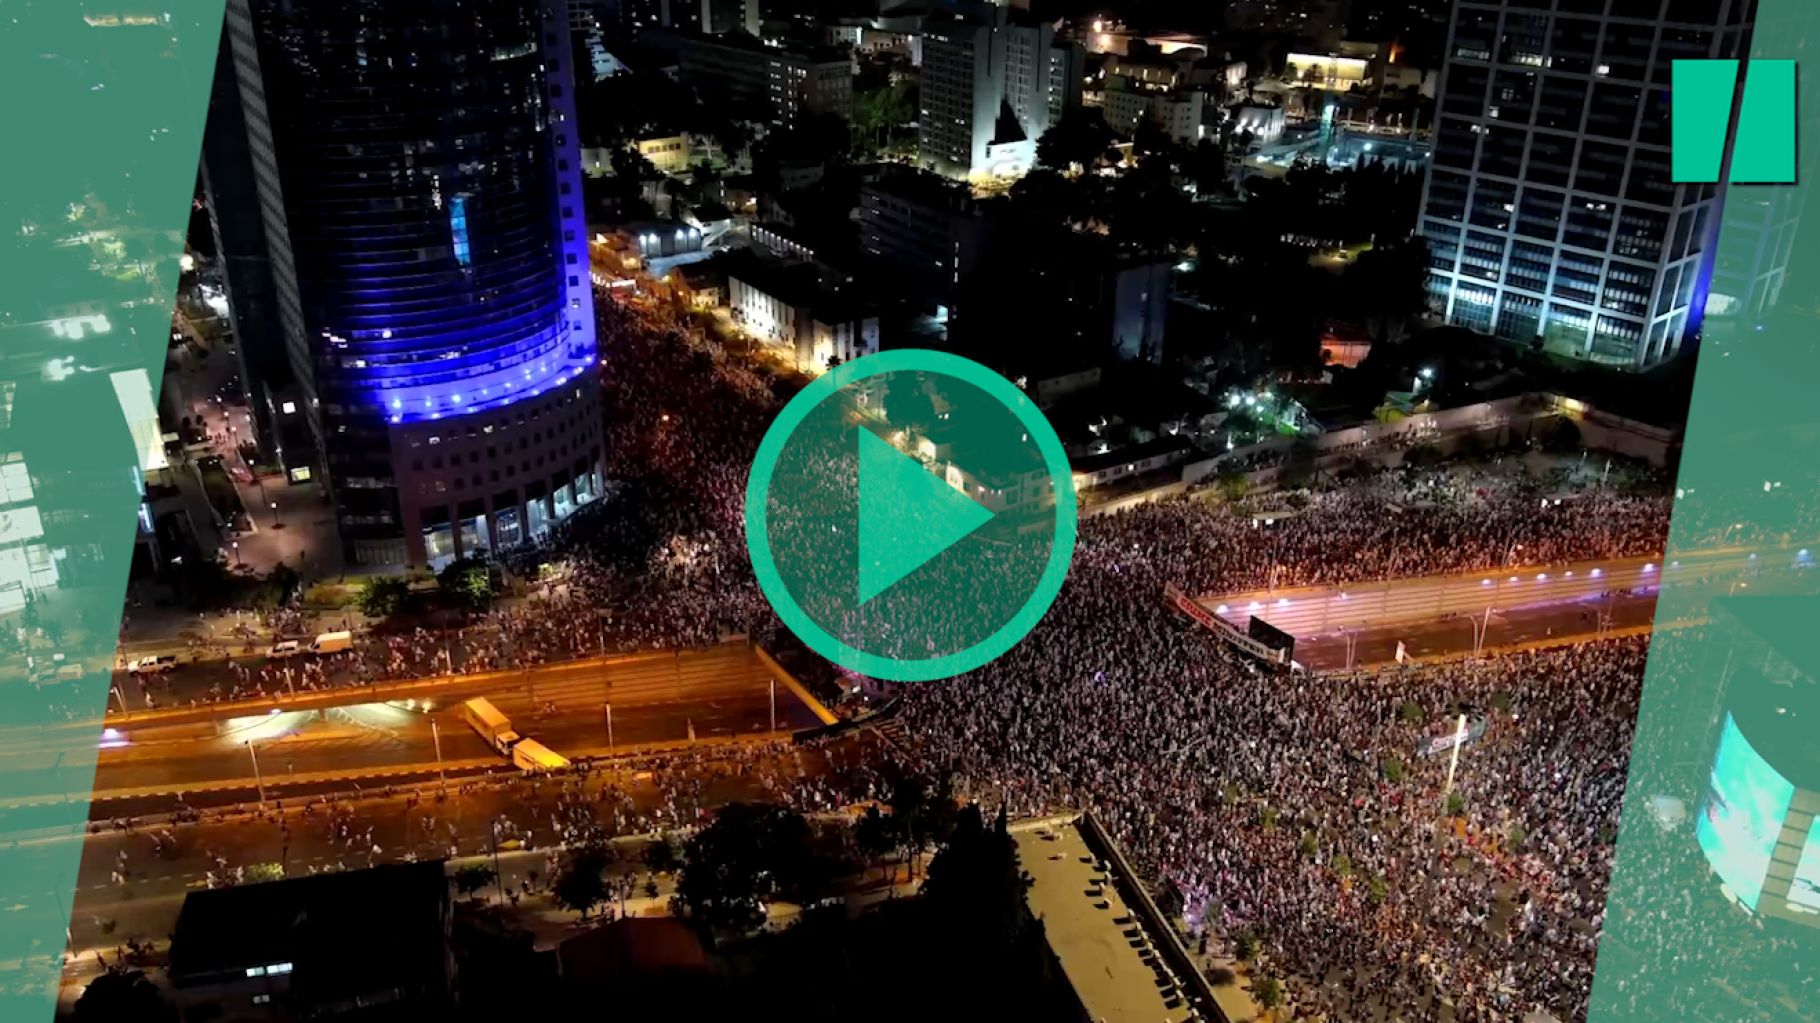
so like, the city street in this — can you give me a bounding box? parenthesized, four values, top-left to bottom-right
(0, 642, 820, 812)
(159, 317, 341, 579)
(100, 639, 786, 727)
(52, 735, 881, 1005)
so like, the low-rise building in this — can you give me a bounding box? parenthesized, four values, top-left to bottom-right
(1229, 103, 1286, 143)
(636, 134, 692, 175)
(1070, 434, 1197, 492)
(1102, 76, 1207, 143)
(728, 258, 879, 373)
(168, 861, 454, 1022)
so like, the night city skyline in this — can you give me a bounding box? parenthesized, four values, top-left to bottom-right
(0, 2, 1813, 1023)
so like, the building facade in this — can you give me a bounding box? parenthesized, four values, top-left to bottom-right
(215, 0, 603, 567)
(658, 30, 853, 131)
(858, 169, 992, 301)
(728, 260, 879, 373)
(1419, 0, 1756, 368)
(918, 3, 1083, 181)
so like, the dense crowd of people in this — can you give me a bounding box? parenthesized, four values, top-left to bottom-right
(106, 294, 1809, 1022)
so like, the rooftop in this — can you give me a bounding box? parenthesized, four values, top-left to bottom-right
(1012, 817, 1208, 1023)
(1070, 434, 1196, 475)
(170, 860, 450, 996)
(862, 167, 980, 216)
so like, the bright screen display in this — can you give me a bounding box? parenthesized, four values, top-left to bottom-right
(1788, 818, 1820, 915)
(1695, 714, 1796, 911)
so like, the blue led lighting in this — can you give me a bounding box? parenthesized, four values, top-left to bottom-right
(450, 195, 472, 267)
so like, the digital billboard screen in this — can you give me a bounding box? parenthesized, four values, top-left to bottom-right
(1695, 714, 1796, 911)
(1789, 818, 1820, 916)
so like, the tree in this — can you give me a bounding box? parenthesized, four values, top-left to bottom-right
(552, 847, 610, 919)
(1255, 976, 1285, 1014)
(675, 803, 817, 941)
(643, 835, 681, 876)
(1543, 417, 1583, 454)
(176, 556, 234, 610)
(1446, 792, 1466, 816)
(1187, 137, 1230, 196)
(1234, 930, 1259, 961)
(882, 374, 936, 434)
(454, 864, 497, 899)
(437, 556, 495, 610)
(851, 79, 915, 157)
(1036, 108, 1116, 173)
(357, 576, 411, 618)
(1381, 757, 1405, 783)
(245, 862, 284, 883)
(74, 968, 176, 1023)
(855, 805, 896, 880)
(1217, 473, 1252, 502)
(922, 805, 1031, 956)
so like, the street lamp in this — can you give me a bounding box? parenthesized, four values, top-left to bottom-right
(232, 540, 240, 567)
(271, 501, 282, 527)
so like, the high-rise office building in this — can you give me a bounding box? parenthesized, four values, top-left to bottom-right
(919, 2, 1083, 181)
(1419, 0, 1755, 368)
(210, 0, 603, 567)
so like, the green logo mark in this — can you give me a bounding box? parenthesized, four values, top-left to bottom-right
(1672, 59, 1796, 184)
(744, 350, 1077, 682)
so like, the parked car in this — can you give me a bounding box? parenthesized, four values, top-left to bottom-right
(266, 640, 304, 659)
(126, 654, 180, 674)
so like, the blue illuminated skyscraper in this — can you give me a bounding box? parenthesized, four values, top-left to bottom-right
(212, 0, 601, 566)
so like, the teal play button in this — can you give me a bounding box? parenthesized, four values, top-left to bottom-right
(856, 428, 995, 605)
(745, 350, 1077, 682)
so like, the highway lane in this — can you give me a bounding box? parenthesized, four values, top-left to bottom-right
(87, 688, 820, 801)
(0, 664, 822, 814)
(1288, 587, 1664, 671)
(1200, 545, 1808, 639)
(100, 639, 772, 729)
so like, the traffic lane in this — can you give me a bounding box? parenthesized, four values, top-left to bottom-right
(102, 643, 753, 726)
(69, 739, 872, 943)
(1293, 592, 1663, 671)
(89, 689, 817, 797)
(1207, 547, 1795, 636)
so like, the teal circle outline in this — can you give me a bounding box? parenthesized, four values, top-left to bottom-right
(744, 349, 1078, 682)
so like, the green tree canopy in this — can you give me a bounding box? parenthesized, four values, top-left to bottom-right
(676, 803, 821, 941)
(357, 575, 411, 618)
(75, 969, 177, 1023)
(552, 846, 611, 919)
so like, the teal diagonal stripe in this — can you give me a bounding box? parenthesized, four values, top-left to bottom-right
(0, 5, 226, 1021)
